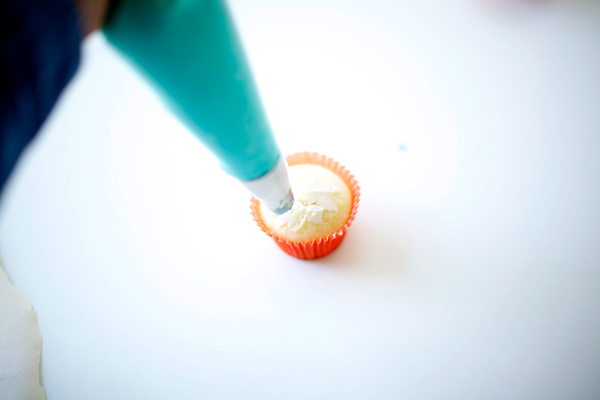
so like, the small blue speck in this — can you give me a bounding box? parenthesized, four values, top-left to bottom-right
(398, 144, 407, 152)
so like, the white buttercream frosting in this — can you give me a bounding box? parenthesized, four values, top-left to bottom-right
(259, 164, 352, 242)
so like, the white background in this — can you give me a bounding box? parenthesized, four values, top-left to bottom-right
(1, 0, 600, 398)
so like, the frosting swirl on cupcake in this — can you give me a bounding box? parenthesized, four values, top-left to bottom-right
(259, 164, 352, 243)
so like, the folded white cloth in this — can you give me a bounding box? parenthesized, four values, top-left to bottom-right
(0, 259, 46, 400)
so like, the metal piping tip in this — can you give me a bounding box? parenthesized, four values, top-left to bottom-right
(241, 156, 294, 215)
(271, 189, 294, 215)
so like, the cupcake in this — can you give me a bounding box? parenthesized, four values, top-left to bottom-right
(250, 152, 360, 259)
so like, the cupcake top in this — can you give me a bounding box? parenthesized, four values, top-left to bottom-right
(259, 164, 352, 243)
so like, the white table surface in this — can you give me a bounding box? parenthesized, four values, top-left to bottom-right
(1, 0, 600, 399)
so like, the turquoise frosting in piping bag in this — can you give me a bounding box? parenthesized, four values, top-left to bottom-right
(103, 0, 279, 181)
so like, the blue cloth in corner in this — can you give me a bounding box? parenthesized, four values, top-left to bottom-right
(0, 0, 82, 193)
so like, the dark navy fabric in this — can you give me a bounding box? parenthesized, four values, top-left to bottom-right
(0, 0, 82, 193)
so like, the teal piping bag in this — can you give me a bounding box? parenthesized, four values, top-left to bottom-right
(103, 0, 293, 214)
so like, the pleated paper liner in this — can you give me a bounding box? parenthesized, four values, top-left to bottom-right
(250, 152, 360, 260)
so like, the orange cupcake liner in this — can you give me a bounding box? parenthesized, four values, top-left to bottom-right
(250, 152, 360, 260)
